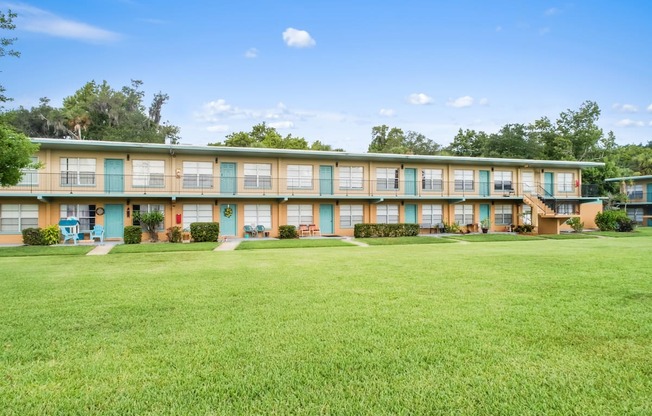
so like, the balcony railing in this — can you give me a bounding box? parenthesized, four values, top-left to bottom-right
(1, 173, 603, 199)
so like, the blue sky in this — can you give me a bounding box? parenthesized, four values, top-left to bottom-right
(2, 1, 652, 152)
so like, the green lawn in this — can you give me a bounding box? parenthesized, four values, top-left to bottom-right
(445, 233, 545, 242)
(1, 237, 651, 414)
(360, 236, 456, 245)
(109, 241, 220, 254)
(585, 228, 652, 238)
(236, 238, 353, 250)
(0, 245, 94, 257)
(539, 233, 598, 240)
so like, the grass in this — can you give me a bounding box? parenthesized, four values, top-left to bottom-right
(0, 245, 94, 257)
(444, 233, 545, 242)
(109, 241, 219, 254)
(1, 237, 652, 414)
(236, 238, 353, 250)
(360, 236, 456, 245)
(585, 227, 652, 238)
(539, 233, 598, 240)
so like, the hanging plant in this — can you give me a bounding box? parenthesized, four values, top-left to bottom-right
(224, 206, 233, 218)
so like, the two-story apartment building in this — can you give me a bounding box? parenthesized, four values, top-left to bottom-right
(605, 175, 652, 226)
(0, 138, 604, 243)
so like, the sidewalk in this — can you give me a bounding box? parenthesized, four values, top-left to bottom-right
(86, 241, 120, 255)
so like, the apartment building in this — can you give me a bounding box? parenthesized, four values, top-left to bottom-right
(605, 175, 652, 226)
(0, 138, 605, 243)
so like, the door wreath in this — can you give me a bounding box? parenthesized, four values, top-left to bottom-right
(224, 206, 233, 218)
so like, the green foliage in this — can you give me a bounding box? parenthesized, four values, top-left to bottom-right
(0, 124, 40, 187)
(189, 222, 220, 242)
(512, 224, 535, 233)
(134, 210, 164, 242)
(443, 222, 461, 233)
(166, 226, 182, 243)
(565, 217, 584, 232)
(0, 9, 19, 103)
(354, 223, 419, 238)
(41, 224, 60, 245)
(616, 216, 636, 232)
(211, 122, 342, 151)
(595, 209, 629, 231)
(278, 225, 298, 239)
(480, 218, 491, 229)
(21, 228, 44, 245)
(368, 125, 440, 155)
(123, 225, 142, 244)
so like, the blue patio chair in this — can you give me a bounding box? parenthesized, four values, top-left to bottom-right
(89, 225, 104, 243)
(256, 224, 268, 237)
(243, 225, 256, 238)
(59, 218, 80, 245)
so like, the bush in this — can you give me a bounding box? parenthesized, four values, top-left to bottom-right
(566, 217, 584, 233)
(166, 226, 182, 243)
(190, 222, 220, 242)
(124, 225, 143, 244)
(443, 222, 461, 233)
(595, 210, 629, 231)
(354, 223, 420, 238)
(42, 224, 60, 245)
(134, 211, 164, 242)
(513, 224, 535, 233)
(22, 228, 44, 245)
(616, 217, 636, 232)
(278, 225, 298, 239)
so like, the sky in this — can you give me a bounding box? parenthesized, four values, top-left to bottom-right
(1, 0, 652, 153)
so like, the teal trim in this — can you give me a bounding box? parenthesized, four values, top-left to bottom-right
(319, 166, 333, 195)
(220, 162, 237, 195)
(479, 170, 490, 197)
(319, 204, 334, 234)
(606, 175, 652, 182)
(104, 159, 124, 193)
(404, 168, 417, 196)
(479, 204, 490, 223)
(220, 204, 237, 236)
(648, 183, 652, 203)
(544, 172, 554, 196)
(104, 204, 124, 239)
(405, 204, 417, 224)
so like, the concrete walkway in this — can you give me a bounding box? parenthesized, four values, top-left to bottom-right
(213, 239, 242, 251)
(86, 241, 120, 255)
(342, 237, 368, 247)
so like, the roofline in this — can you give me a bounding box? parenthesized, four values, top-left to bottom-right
(605, 175, 652, 182)
(31, 138, 605, 169)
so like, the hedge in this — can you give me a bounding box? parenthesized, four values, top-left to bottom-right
(278, 225, 298, 239)
(22, 228, 45, 245)
(124, 225, 143, 244)
(595, 210, 629, 231)
(354, 223, 420, 238)
(190, 222, 220, 242)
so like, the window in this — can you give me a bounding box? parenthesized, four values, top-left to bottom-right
(18, 157, 39, 186)
(376, 205, 399, 224)
(60, 204, 96, 232)
(60, 157, 96, 186)
(287, 165, 313, 189)
(494, 205, 513, 225)
(182, 204, 212, 229)
(422, 204, 443, 225)
(340, 204, 363, 228)
(454, 170, 474, 191)
(557, 173, 574, 193)
(494, 171, 513, 192)
(339, 166, 363, 190)
(376, 168, 399, 191)
(521, 205, 532, 225)
(133, 204, 165, 231)
(626, 184, 643, 200)
(627, 208, 643, 223)
(133, 160, 165, 188)
(422, 169, 443, 191)
(244, 164, 272, 189)
(183, 161, 213, 189)
(1, 204, 38, 233)
(287, 204, 313, 227)
(522, 171, 534, 193)
(454, 204, 474, 224)
(244, 204, 272, 228)
(556, 203, 575, 215)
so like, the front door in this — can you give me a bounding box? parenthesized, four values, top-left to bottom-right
(220, 163, 237, 195)
(319, 166, 333, 195)
(220, 204, 237, 236)
(479, 170, 490, 197)
(479, 203, 490, 224)
(104, 204, 124, 239)
(319, 204, 334, 234)
(544, 172, 554, 196)
(405, 204, 417, 223)
(404, 168, 417, 196)
(104, 159, 124, 193)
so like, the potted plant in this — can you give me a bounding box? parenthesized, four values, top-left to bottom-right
(181, 228, 191, 242)
(480, 218, 491, 233)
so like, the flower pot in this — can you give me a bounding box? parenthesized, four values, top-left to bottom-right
(482, 228, 488, 234)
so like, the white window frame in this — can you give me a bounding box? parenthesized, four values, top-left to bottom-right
(182, 161, 213, 189)
(422, 204, 443, 225)
(557, 173, 574, 193)
(133, 160, 165, 188)
(454, 204, 474, 224)
(60, 204, 96, 232)
(287, 165, 313, 190)
(422, 169, 443, 191)
(626, 184, 643, 200)
(454, 170, 474, 192)
(339, 166, 364, 190)
(287, 204, 313, 227)
(18, 157, 39, 186)
(0, 204, 38, 233)
(376, 205, 399, 224)
(244, 204, 272, 228)
(244, 163, 272, 189)
(521, 204, 532, 225)
(182, 204, 213, 230)
(494, 205, 513, 225)
(522, 171, 535, 194)
(133, 204, 165, 231)
(556, 203, 575, 215)
(340, 204, 363, 228)
(376, 168, 399, 191)
(494, 171, 513, 192)
(60, 157, 96, 186)
(627, 207, 643, 223)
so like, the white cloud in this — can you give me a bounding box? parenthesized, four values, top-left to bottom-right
(282, 28, 316, 48)
(544, 7, 560, 16)
(206, 125, 229, 133)
(615, 119, 644, 127)
(613, 103, 639, 113)
(446, 96, 474, 108)
(407, 93, 433, 105)
(244, 48, 258, 58)
(647, 104, 652, 112)
(8, 3, 121, 43)
(379, 108, 396, 117)
(478, 98, 489, 106)
(495, 26, 502, 32)
(269, 121, 294, 129)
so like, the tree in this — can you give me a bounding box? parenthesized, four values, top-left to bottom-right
(134, 210, 164, 242)
(0, 124, 39, 187)
(368, 125, 441, 155)
(211, 122, 342, 151)
(0, 9, 19, 104)
(447, 129, 487, 157)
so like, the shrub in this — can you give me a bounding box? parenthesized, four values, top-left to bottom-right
(443, 222, 461, 233)
(354, 223, 420, 238)
(513, 224, 535, 233)
(166, 226, 182, 243)
(566, 217, 584, 233)
(190, 222, 220, 242)
(124, 225, 143, 244)
(42, 224, 60, 245)
(134, 211, 164, 242)
(278, 225, 298, 239)
(22, 228, 44, 245)
(595, 210, 629, 231)
(616, 217, 636, 232)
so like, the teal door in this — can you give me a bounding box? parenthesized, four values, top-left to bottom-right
(544, 172, 554, 196)
(319, 204, 334, 234)
(319, 166, 333, 195)
(220, 204, 237, 236)
(404, 168, 417, 196)
(104, 204, 124, 239)
(405, 204, 417, 223)
(647, 184, 652, 226)
(220, 163, 237, 195)
(479, 203, 490, 223)
(104, 159, 124, 193)
(479, 170, 490, 196)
